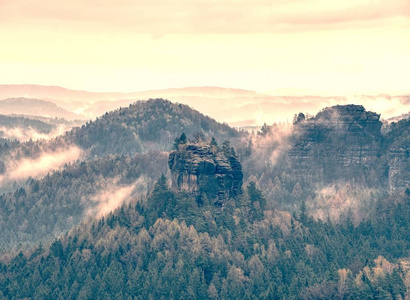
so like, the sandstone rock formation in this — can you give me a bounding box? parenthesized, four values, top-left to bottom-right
(385, 119, 410, 191)
(388, 146, 410, 190)
(168, 143, 243, 204)
(288, 105, 384, 186)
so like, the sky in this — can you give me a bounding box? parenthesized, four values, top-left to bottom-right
(1, 0, 410, 95)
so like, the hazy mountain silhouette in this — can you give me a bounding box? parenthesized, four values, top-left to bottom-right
(2, 84, 408, 126)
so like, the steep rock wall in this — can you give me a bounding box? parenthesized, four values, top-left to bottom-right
(287, 105, 385, 186)
(168, 144, 243, 204)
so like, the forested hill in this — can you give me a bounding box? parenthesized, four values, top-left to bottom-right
(67, 98, 242, 157)
(0, 99, 242, 161)
(0, 151, 169, 249)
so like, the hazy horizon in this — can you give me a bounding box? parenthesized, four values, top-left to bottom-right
(0, 83, 409, 127)
(1, 83, 410, 97)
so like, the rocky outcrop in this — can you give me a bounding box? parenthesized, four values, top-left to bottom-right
(168, 143, 243, 204)
(252, 104, 409, 192)
(288, 105, 384, 186)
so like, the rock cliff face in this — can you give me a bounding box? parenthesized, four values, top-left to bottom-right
(385, 119, 410, 191)
(288, 105, 385, 186)
(388, 147, 410, 190)
(168, 144, 243, 204)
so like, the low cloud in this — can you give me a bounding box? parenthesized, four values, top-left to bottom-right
(349, 95, 410, 120)
(87, 177, 148, 217)
(0, 125, 71, 142)
(0, 146, 83, 186)
(308, 183, 378, 224)
(250, 122, 293, 166)
(2, 0, 409, 34)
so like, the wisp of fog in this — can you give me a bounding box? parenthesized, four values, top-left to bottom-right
(0, 146, 83, 186)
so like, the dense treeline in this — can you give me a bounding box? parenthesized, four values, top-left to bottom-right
(0, 179, 408, 299)
(0, 151, 168, 250)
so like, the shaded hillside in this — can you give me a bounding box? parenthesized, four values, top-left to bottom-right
(0, 151, 168, 249)
(0, 115, 53, 135)
(0, 98, 81, 120)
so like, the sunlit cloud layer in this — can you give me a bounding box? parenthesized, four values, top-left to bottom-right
(1, 0, 409, 34)
(0, 0, 409, 94)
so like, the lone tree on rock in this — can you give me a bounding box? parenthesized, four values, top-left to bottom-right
(173, 133, 187, 149)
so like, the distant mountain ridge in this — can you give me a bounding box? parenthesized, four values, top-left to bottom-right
(0, 84, 256, 102)
(0, 98, 81, 120)
(1, 84, 409, 126)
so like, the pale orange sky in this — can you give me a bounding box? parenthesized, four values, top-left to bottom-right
(1, 0, 410, 94)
